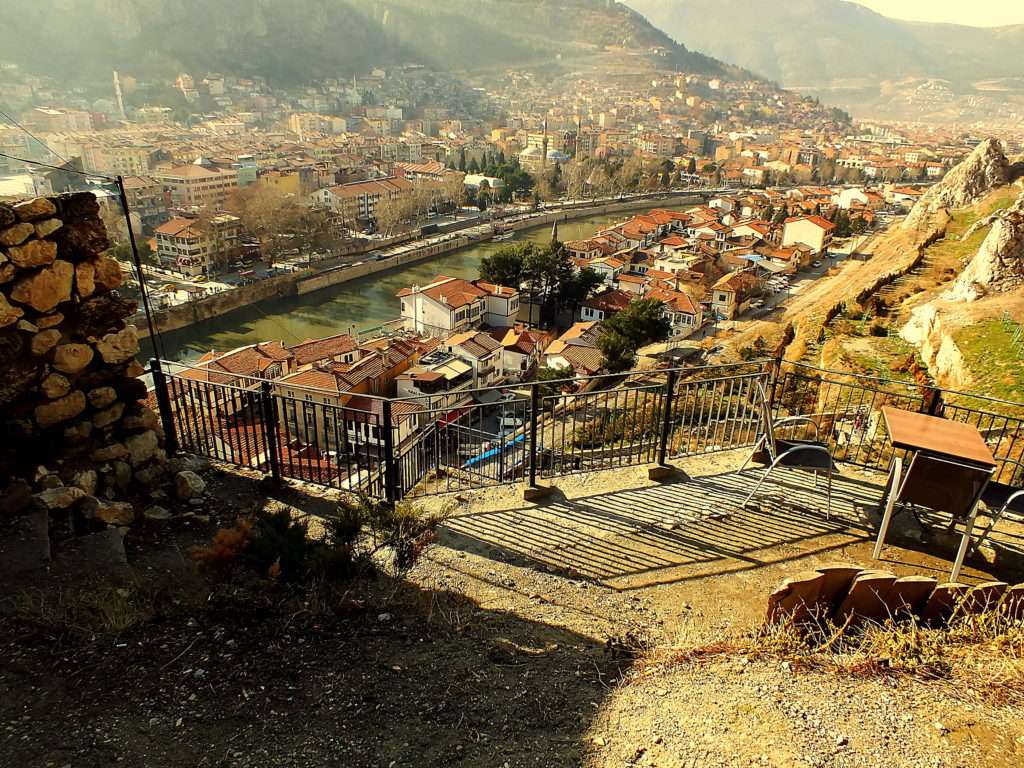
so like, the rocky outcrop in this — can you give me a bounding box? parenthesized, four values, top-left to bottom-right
(946, 189, 1024, 301)
(903, 138, 1010, 231)
(900, 304, 970, 390)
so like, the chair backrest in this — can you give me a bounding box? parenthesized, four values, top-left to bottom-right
(897, 453, 994, 516)
(752, 380, 778, 460)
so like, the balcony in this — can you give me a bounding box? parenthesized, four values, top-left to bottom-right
(155, 358, 1024, 585)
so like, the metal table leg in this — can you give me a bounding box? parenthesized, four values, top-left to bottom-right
(873, 455, 903, 559)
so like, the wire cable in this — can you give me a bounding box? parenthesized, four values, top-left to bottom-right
(0, 106, 74, 166)
(0, 150, 117, 182)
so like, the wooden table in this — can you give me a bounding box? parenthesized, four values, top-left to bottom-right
(873, 406, 997, 581)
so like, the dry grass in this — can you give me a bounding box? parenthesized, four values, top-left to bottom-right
(645, 607, 1024, 708)
(17, 581, 163, 635)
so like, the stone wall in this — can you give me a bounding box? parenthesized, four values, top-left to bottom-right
(0, 193, 166, 542)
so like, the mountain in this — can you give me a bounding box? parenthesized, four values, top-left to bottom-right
(0, 0, 728, 85)
(624, 0, 1024, 91)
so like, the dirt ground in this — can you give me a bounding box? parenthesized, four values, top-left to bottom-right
(2, 455, 1023, 767)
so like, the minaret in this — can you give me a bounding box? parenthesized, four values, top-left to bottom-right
(112, 70, 127, 120)
(541, 117, 549, 170)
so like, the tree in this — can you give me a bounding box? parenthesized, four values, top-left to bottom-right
(604, 298, 672, 349)
(457, 147, 467, 173)
(442, 171, 466, 212)
(598, 298, 671, 373)
(467, 157, 480, 174)
(686, 157, 697, 175)
(479, 243, 528, 287)
(597, 329, 636, 373)
(559, 266, 603, 320)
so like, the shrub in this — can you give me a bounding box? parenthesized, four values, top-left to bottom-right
(192, 494, 449, 585)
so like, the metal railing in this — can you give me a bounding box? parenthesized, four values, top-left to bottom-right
(151, 356, 1024, 500)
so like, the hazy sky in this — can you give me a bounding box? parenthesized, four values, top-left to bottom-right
(851, 0, 1024, 27)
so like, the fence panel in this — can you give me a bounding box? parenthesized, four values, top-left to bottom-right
(153, 358, 1023, 500)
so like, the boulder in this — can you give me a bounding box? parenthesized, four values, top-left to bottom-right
(175, 470, 206, 500)
(93, 402, 125, 429)
(34, 218, 63, 238)
(33, 485, 86, 510)
(41, 373, 72, 399)
(29, 329, 61, 356)
(92, 256, 124, 291)
(70, 469, 98, 496)
(125, 429, 159, 466)
(73, 294, 137, 337)
(920, 583, 970, 626)
(91, 442, 129, 462)
(0, 203, 14, 227)
(16, 319, 38, 333)
(9, 260, 74, 313)
(53, 342, 94, 374)
(0, 263, 16, 283)
(95, 326, 139, 364)
(0, 222, 35, 246)
(75, 260, 95, 298)
(87, 386, 118, 409)
(7, 238, 58, 268)
(122, 406, 159, 432)
(143, 505, 172, 522)
(0, 293, 24, 328)
(13, 197, 58, 222)
(34, 390, 86, 428)
(835, 570, 898, 625)
(947, 190, 1024, 301)
(37, 313, 63, 329)
(82, 499, 136, 528)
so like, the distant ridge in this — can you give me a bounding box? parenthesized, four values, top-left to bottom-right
(0, 0, 731, 85)
(625, 0, 1024, 90)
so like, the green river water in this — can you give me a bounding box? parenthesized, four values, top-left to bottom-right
(149, 213, 631, 362)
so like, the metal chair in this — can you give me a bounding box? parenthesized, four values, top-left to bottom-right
(968, 455, 1024, 556)
(738, 382, 835, 519)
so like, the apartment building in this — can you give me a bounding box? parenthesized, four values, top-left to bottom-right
(310, 175, 415, 227)
(154, 214, 242, 277)
(154, 161, 239, 208)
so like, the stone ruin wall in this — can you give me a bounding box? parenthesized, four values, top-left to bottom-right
(0, 192, 167, 544)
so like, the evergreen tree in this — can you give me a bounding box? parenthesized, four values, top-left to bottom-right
(467, 157, 480, 174)
(458, 147, 467, 173)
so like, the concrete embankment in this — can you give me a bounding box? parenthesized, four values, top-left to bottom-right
(138, 193, 704, 340)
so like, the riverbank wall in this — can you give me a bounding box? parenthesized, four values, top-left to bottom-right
(138, 193, 704, 340)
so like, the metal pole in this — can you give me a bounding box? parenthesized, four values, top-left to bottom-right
(260, 381, 281, 484)
(116, 175, 162, 358)
(657, 368, 677, 467)
(529, 382, 540, 487)
(149, 357, 179, 454)
(381, 398, 397, 504)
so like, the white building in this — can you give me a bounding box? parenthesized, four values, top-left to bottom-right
(396, 276, 519, 337)
(781, 215, 835, 255)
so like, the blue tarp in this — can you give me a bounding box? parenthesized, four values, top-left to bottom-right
(462, 433, 525, 468)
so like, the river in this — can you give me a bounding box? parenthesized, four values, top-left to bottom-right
(149, 212, 637, 362)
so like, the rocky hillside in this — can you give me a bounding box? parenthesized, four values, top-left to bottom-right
(1, 0, 728, 85)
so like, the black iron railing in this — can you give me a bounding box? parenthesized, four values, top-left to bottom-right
(151, 357, 1024, 500)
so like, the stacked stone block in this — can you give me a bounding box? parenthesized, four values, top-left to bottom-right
(0, 193, 166, 539)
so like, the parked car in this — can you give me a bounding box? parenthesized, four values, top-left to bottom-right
(812, 260, 823, 268)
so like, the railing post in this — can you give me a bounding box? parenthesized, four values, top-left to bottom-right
(529, 381, 540, 488)
(260, 380, 281, 484)
(381, 398, 397, 504)
(657, 368, 677, 467)
(149, 357, 179, 455)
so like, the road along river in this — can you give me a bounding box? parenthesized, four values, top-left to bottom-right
(148, 213, 632, 362)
